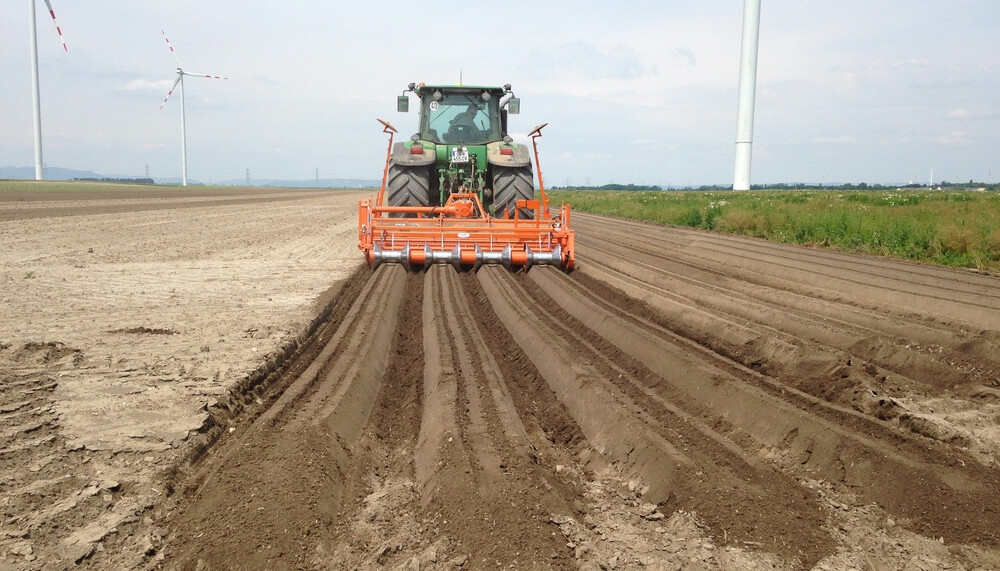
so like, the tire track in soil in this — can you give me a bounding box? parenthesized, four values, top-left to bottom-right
(0, 344, 134, 566)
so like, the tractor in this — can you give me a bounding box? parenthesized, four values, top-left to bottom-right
(358, 82, 574, 271)
(388, 82, 534, 219)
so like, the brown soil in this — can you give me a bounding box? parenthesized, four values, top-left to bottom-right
(4, 193, 1000, 570)
(0, 187, 367, 568)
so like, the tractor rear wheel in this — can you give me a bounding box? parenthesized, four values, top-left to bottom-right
(492, 165, 534, 219)
(386, 162, 431, 218)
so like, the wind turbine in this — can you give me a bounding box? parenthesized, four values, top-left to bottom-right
(28, 0, 68, 181)
(733, 0, 761, 191)
(158, 30, 227, 187)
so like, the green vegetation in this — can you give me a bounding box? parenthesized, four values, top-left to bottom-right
(549, 189, 1000, 271)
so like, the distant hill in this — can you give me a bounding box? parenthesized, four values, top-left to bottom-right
(0, 166, 104, 181)
(0, 166, 379, 189)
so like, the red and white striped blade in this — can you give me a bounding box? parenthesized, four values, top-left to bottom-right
(183, 71, 228, 80)
(161, 30, 181, 66)
(159, 75, 182, 109)
(42, 0, 67, 52)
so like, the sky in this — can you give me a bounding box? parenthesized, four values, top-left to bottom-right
(1, 1, 998, 187)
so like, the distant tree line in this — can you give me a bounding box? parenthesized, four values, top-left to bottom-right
(747, 181, 998, 191)
(72, 177, 154, 184)
(550, 183, 662, 191)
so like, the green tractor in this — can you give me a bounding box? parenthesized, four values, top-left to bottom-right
(390, 82, 535, 219)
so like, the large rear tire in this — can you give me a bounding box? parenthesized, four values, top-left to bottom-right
(492, 165, 535, 219)
(386, 162, 431, 218)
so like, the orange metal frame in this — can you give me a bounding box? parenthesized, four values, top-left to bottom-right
(358, 120, 574, 271)
(375, 119, 398, 208)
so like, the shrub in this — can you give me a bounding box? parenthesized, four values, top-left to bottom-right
(717, 210, 757, 234)
(681, 207, 702, 228)
(985, 230, 1000, 255)
(703, 207, 721, 230)
(939, 225, 973, 254)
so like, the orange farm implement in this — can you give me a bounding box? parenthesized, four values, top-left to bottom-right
(359, 119, 574, 271)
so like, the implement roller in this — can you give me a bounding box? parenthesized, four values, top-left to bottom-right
(358, 82, 574, 271)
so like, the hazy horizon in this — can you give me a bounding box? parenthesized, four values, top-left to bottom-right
(2, 1, 997, 187)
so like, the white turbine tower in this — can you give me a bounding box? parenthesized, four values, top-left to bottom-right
(733, 0, 761, 191)
(28, 0, 68, 181)
(158, 30, 227, 187)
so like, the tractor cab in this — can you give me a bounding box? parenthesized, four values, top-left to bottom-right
(399, 84, 518, 145)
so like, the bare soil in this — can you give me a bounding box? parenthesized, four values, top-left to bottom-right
(3, 192, 1000, 570)
(0, 187, 367, 568)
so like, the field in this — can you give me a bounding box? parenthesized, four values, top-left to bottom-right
(2, 182, 1000, 570)
(0, 181, 164, 193)
(550, 189, 1000, 271)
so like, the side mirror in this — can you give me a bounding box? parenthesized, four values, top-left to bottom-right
(397, 96, 409, 113)
(508, 97, 520, 115)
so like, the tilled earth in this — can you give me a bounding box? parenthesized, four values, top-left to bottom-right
(3, 190, 1000, 570)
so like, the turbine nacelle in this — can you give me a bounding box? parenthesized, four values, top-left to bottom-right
(158, 30, 227, 186)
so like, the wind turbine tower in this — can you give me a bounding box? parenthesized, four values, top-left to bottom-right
(733, 0, 761, 191)
(28, 0, 67, 181)
(159, 30, 227, 186)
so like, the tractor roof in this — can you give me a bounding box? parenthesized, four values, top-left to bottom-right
(416, 84, 506, 95)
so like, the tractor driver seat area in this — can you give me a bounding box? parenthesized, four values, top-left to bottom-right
(444, 123, 481, 144)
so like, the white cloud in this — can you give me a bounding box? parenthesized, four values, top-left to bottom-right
(675, 47, 697, 67)
(939, 131, 970, 144)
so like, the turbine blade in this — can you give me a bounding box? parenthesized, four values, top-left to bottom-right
(42, 0, 68, 52)
(161, 30, 181, 66)
(159, 74, 182, 109)
(183, 72, 229, 80)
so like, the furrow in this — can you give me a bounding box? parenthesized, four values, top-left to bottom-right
(530, 265, 1000, 548)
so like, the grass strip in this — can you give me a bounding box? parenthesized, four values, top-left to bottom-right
(550, 189, 1000, 271)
